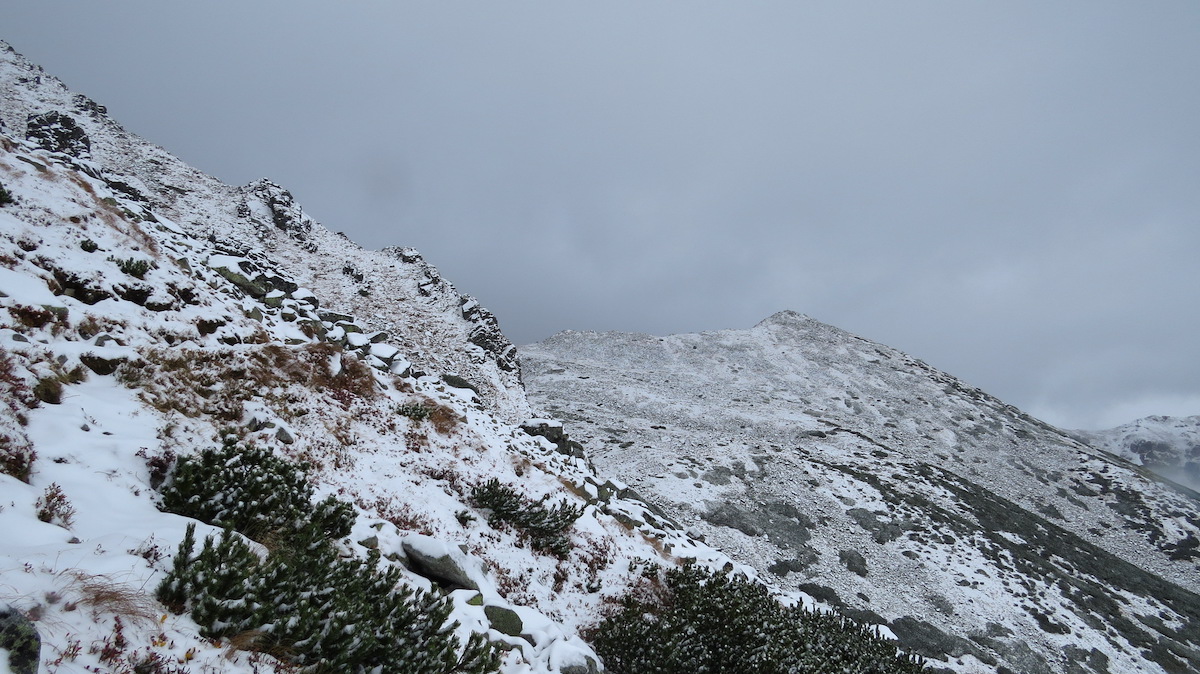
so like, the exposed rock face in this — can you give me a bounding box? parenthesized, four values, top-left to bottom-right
(522, 311, 1200, 673)
(461, 296, 519, 373)
(25, 110, 89, 157)
(241, 178, 314, 245)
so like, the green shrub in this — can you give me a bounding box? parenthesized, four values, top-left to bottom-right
(470, 478, 583, 558)
(157, 441, 501, 674)
(0, 182, 13, 206)
(396, 402, 432, 421)
(161, 438, 353, 540)
(110, 256, 153, 279)
(80, 238, 98, 252)
(589, 564, 927, 674)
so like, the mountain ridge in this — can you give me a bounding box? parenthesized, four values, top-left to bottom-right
(522, 313, 1200, 673)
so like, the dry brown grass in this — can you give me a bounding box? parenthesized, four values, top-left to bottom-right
(119, 343, 380, 427)
(58, 570, 160, 624)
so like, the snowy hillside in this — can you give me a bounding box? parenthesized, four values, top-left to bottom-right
(522, 311, 1200, 674)
(0, 40, 847, 674)
(1071, 416, 1200, 492)
(0, 39, 939, 674)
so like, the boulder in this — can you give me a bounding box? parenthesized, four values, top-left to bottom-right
(483, 605, 523, 637)
(441, 374, 480, 397)
(80, 352, 125, 376)
(401, 537, 479, 591)
(213, 266, 267, 298)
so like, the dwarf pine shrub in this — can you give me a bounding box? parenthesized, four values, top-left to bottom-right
(470, 478, 584, 557)
(589, 564, 927, 674)
(396, 402, 432, 421)
(161, 438, 353, 540)
(157, 441, 501, 674)
(111, 256, 153, 279)
(157, 525, 499, 673)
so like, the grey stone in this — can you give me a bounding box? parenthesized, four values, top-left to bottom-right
(559, 654, 601, 674)
(93, 333, 121, 347)
(213, 266, 267, 298)
(79, 352, 125, 376)
(318, 310, 354, 324)
(483, 605, 523, 637)
(401, 541, 479, 591)
(441, 374, 480, 397)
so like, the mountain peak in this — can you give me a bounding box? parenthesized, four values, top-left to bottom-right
(754, 309, 813, 327)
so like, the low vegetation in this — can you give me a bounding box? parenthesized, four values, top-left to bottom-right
(470, 478, 584, 558)
(157, 440, 501, 673)
(589, 563, 927, 674)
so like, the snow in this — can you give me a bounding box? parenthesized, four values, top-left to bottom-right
(0, 263, 59, 306)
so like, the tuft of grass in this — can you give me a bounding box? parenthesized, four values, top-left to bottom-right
(60, 570, 159, 623)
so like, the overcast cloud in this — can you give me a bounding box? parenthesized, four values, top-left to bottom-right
(6, 2, 1199, 429)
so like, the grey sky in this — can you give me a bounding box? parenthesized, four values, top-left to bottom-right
(6, 2, 1199, 429)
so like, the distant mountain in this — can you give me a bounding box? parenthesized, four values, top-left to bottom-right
(1071, 415, 1200, 492)
(522, 311, 1200, 673)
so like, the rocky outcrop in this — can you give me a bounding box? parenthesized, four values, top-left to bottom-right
(461, 297, 519, 373)
(240, 179, 315, 246)
(25, 110, 90, 158)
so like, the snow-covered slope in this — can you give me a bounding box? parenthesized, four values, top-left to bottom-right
(0, 40, 748, 674)
(1072, 416, 1200, 492)
(521, 311, 1200, 674)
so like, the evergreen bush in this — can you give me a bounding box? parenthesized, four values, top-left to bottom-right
(156, 525, 499, 673)
(156, 441, 501, 673)
(589, 564, 927, 674)
(111, 256, 153, 279)
(396, 403, 432, 421)
(470, 478, 584, 557)
(161, 438, 353, 540)
(0, 181, 14, 206)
